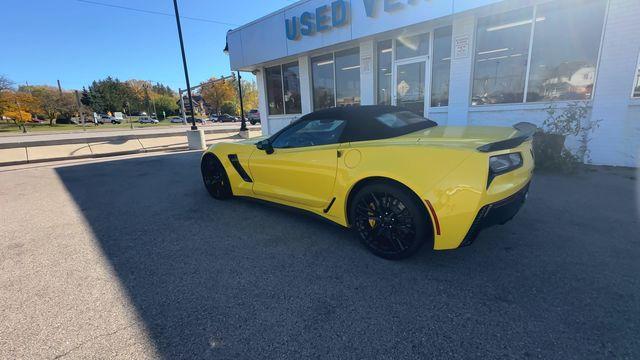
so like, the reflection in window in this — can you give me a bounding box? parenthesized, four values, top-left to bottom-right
(311, 54, 336, 111)
(526, 0, 607, 102)
(311, 48, 361, 111)
(335, 48, 361, 107)
(377, 40, 392, 105)
(272, 119, 346, 148)
(634, 52, 640, 98)
(431, 26, 452, 107)
(265, 62, 302, 116)
(396, 33, 429, 60)
(265, 65, 284, 115)
(283, 62, 301, 114)
(472, 8, 533, 105)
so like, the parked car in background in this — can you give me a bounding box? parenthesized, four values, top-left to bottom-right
(248, 109, 260, 125)
(55, 118, 78, 125)
(113, 112, 124, 124)
(209, 114, 219, 122)
(138, 116, 159, 124)
(170, 117, 184, 123)
(217, 114, 236, 123)
(99, 114, 120, 124)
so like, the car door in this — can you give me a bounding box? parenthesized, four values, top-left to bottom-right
(248, 118, 346, 209)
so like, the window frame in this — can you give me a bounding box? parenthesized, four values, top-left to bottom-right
(430, 25, 453, 108)
(374, 30, 434, 116)
(632, 49, 640, 99)
(311, 47, 361, 111)
(469, 0, 609, 107)
(264, 61, 302, 116)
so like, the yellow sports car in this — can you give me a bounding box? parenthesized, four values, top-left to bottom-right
(201, 106, 534, 259)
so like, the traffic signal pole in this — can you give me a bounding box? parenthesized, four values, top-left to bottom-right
(172, 0, 197, 131)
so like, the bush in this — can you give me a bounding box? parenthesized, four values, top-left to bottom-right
(533, 101, 600, 173)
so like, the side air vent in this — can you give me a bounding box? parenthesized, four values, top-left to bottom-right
(227, 154, 253, 182)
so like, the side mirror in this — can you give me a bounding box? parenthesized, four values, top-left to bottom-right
(256, 140, 274, 154)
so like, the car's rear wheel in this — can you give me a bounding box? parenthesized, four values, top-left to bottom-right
(350, 183, 430, 260)
(201, 154, 232, 199)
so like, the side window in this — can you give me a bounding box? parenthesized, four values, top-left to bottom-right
(272, 119, 346, 149)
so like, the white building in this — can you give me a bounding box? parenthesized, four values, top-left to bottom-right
(226, 0, 640, 167)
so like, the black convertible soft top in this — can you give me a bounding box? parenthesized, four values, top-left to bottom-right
(297, 105, 438, 142)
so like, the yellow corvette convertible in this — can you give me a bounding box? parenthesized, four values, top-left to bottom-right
(201, 106, 534, 259)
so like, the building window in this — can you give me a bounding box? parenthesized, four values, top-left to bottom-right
(431, 26, 452, 107)
(377, 40, 393, 105)
(265, 65, 284, 115)
(311, 47, 361, 111)
(632, 51, 640, 98)
(311, 54, 335, 111)
(396, 33, 429, 60)
(526, 0, 607, 102)
(265, 61, 301, 116)
(335, 48, 361, 107)
(283, 62, 301, 114)
(472, 0, 607, 106)
(472, 7, 533, 105)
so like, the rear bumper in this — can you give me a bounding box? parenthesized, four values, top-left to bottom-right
(459, 182, 530, 247)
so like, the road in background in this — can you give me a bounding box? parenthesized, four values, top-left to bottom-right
(0, 123, 261, 145)
(0, 153, 638, 359)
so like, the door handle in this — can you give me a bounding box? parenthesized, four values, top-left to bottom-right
(337, 150, 343, 158)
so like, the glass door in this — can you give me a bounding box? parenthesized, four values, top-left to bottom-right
(390, 32, 430, 116)
(393, 60, 428, 116)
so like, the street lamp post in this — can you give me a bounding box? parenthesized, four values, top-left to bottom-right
(172, 0, 197, 131)
(236, 71, 247, 132)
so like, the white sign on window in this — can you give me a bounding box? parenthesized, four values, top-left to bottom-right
(454, 35, 470, 59)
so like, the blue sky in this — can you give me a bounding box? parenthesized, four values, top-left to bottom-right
(2, 0, 295, 91)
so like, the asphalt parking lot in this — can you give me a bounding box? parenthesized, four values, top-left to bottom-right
(1, 152, 638, 359)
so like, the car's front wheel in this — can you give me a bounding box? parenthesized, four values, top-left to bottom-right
(201, 154, 232, 199)
(350, 182, 431, 260)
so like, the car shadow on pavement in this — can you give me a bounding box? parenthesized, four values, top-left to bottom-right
(55, 152, 640, 359)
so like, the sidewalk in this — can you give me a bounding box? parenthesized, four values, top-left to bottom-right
(0, 126, 262, 166)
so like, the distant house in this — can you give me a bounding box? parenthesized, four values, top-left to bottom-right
(177, 95, 207, 115)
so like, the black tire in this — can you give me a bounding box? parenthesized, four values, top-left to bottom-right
(249, 120, 256, 125)
(349, 182, 431, 260)
(201, 154, 233, 199)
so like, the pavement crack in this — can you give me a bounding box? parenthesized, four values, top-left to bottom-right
(51, 321, 140, 360)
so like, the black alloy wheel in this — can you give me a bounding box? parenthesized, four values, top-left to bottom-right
(201, 155, 232, 199)
(351, 183, 430, 260)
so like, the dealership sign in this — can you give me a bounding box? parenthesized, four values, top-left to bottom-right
(285, 0, 434, 41)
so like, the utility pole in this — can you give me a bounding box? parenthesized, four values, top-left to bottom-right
(74, 90, 86, 130)
(172, 0, 197, 131)
(15, 99, 26, 133)
(179, 88, 187, 124)
(56, 80, 63, 95)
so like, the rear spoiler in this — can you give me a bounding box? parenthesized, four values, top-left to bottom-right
(477, 122, 537, 153)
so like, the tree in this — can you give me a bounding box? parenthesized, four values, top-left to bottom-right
(152, 83, 175, 97)
(199, 77, 236, 115)
(87, 77, 138, 114)
(241, 80, 259, 111)
(220, 101, 237, 116)
(21, 86, 75, 125)
(0, 91, 40, 131)
(152, 94, 179, 118)
(0, 75, 14, 92)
